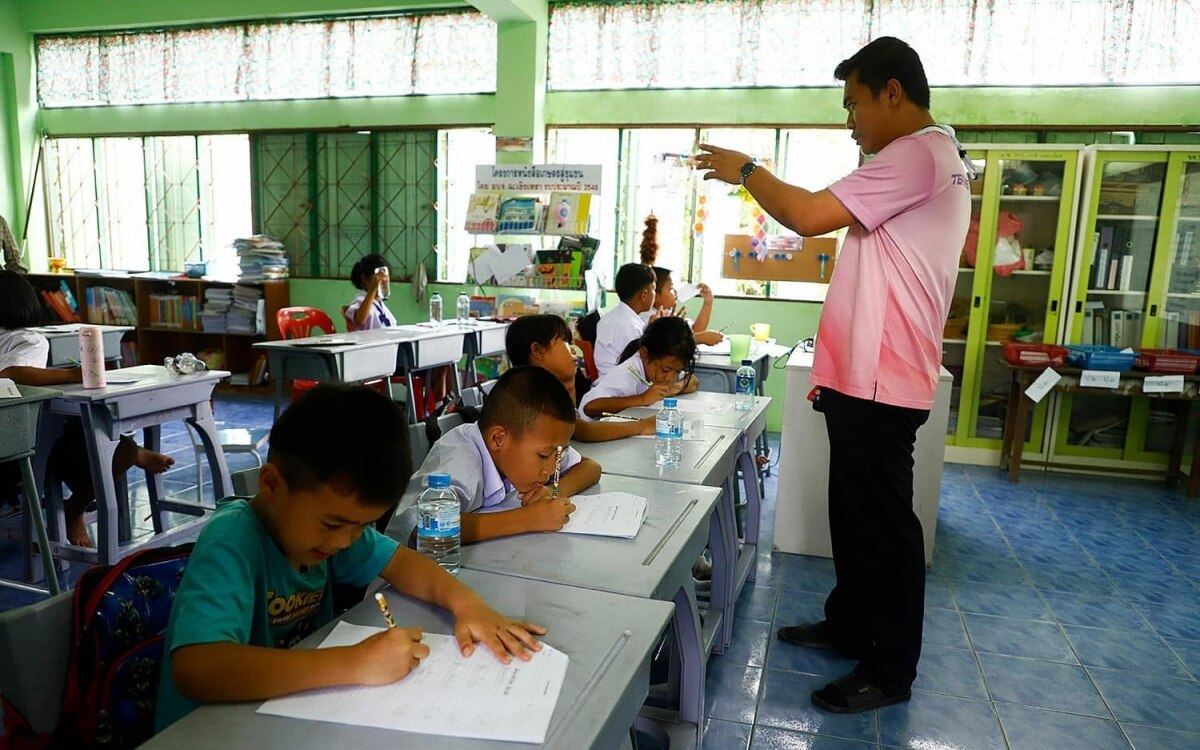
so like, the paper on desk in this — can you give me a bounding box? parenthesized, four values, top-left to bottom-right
(698, 340, 731, 356)
(630, 420, 705, 440)
(257, 622, 568, 744)
(647, 399, 729, 415)
(290, 336, 355, 347)
(0, 378, 20, 399)
(104, 375, 143, 385)
(560, 492, 647, 538)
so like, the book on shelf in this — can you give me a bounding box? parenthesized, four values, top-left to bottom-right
(40, 289, 79, 323)
(228, 285, 265, 334)
(148, 293, 201, 330)
(85, 286, 136, 326)
(496, 197, 542, 233)
(1109, 309, 1126, 348)
(464, 191, 501, 233)
(543, 192, 591, 236)
(120, 340, 139, 367)
(1093, 227, 1113, 289)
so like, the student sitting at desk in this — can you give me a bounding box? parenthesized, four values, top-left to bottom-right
(651, 267, 725, 346)
(579, 317, 699, 421)
(593, 263, 658, 378)
(0, 270, 175, 548)
(411, 366, 601, 544)
(345, 253, 397, 330)
(156, 384, 544, 732)
(505, 314, 655, 441)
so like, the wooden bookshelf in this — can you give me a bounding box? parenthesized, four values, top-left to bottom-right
(25, 273, 290, 388)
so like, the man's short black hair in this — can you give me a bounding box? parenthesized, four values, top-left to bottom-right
(505, 314, 573, 367)
(266, 384, 411, 508)
(0, 271, 44, 329)
(479, 366, 576, 436)
(614, 263, 657, 303)
(834, 37, 930, 111)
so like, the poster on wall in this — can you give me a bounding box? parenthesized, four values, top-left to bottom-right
(474, 165, 602, 193)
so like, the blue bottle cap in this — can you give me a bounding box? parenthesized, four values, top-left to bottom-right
(428, 473, 451, 489)
(742, 359, 753, 366)
(663, 398, 678, 408)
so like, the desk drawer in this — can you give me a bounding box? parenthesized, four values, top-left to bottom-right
(410, 336, 465, 369)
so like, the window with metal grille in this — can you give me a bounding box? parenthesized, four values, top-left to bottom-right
(36, 11, 497, 108)
(43, 135, 251, 273)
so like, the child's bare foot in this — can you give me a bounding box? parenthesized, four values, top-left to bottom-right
(134, 448, 175, 474)
(67, 513, 94, 548)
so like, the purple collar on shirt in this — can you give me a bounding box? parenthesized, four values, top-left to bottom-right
(464, 423, 516, 507)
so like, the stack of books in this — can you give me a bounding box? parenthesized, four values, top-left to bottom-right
(229, 285, 265, 335)
(148, 293, 201, 330)
(201, 287, 233, 333)
(234, 235, 288, 281)
(85, 287, 137, 325)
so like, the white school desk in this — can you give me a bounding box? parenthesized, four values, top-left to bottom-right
(571, 427, 741, 655)
(29, 324, 134, 367)
(461, 320, 509, 386)
(619, 391, 771, 649)
(143, 570, 673, 750)
(693, 349, 770, 396)
(33, 365, 231, 567)
(254, 331, 404, 418)
(457, 474, 722, 750)
(377, 325, 468, 422)
(0, 385, 62, 595)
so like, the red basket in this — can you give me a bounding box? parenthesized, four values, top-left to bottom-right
(1002, 342, 1069, 368)
(1133, 348, 1200, 374)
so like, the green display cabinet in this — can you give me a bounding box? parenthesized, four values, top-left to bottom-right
(945, 146, 1083, 458)
(1055, 146, 1200, 467)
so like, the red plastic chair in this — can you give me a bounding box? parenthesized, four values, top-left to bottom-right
(276, 307, 336, 400)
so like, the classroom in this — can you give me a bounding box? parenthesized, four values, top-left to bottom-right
(0, 1, 1198, 749)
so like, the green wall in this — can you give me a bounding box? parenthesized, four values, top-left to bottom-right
(288, 278, 821, 430)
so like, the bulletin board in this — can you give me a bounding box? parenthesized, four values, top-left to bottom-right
(721, 235, 838, 283)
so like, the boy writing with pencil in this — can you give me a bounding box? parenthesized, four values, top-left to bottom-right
(155, 385, 544, 732)
(405, 366, 601, 543)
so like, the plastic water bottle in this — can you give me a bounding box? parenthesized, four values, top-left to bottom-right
(416, 473, 460, 573)
(456, 291, 471, 326)
(655, 398, 683, 467)
(735, 359, 756, 411)
(428, 292, 443, 325)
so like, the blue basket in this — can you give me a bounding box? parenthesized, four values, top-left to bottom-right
(1065, 345, 1137, 372)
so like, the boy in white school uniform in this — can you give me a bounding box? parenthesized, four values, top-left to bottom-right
(409, 366, 601, 543)
(592, 263, 658, 377)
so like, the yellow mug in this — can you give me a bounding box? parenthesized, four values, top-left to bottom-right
(750, 323, 771, 341)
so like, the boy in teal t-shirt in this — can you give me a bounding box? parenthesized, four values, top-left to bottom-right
(155, 385, 546, 732)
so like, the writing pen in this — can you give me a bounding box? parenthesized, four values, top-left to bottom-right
(714, 322, 732, 334)
(551, 445, 563, 500)
(626, 364, 653, 387)
(374, 592, 397, 629)
(601, 412, 641, 421)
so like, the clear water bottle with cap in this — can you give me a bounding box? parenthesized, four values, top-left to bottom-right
(735, 359, 756, 411)
(416, 473, 460, 573)
(428, 291, 443, 325)
(456, 291, 471, 326)
(655, 397, 683, 467)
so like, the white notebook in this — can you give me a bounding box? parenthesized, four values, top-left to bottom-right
(559, 492, 647, 538)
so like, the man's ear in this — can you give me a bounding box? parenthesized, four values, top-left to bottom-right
(258, 462, 286, 501)
(886, 78, 903, 106)
(484, 423, 509, 451)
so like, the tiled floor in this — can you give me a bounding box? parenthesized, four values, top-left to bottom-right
(3, 395, 1200, 749)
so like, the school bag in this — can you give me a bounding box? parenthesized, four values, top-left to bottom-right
(50, 545, 193, 749)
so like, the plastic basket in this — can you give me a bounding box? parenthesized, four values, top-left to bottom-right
(1065, 345, 1137, 372)
(1133, 348, 1200, 375)
(1003, 342, 1069, 368)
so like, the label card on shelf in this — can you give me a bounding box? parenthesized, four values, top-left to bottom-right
(1025, 368, 1062, 403)
(1080, 370, 1121, 389)
(1143, 375, 1185, 394)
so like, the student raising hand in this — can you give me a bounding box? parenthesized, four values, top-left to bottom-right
(352, 626, 430, 684)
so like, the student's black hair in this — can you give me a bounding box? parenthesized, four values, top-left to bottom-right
(266, 384, 411, 508)
(350, 253, 390, 290)
(0, 271, 44, 329)
(652, 266, 673, 294)
(618, 316, 697, 374)
(614, 262, 657, 303)
(834, 36, 930, 111)
(478, 366, 576, 436)
(505, 314, 573, 367)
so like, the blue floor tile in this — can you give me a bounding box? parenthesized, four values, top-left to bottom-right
(704, 660, 761, 725)
(1041, 591, 1150, 631)
(922, 607, 970, 650)
(737, 583, 780, 623)
(911, 645, 987, 701)
(977, 652, 1110, 717)
(1027, 565, 1117, 596)
(962, 613, 1077, 663)
(1164, 637, 1200, 679)
(702, 718, 752, 750)
(946, 556, 1029, 586)
(765, 637, 857, 679)
(777, 554, 837, 595)
(995, 704, 1131, 750)
(1133, 601, 1200, 641)
(951, 580, 1049, 620)
(774, 591, 829, 627)
(878, 691, 1005, 750)
(751, 727, 878, 750)
(1063, 624, 1192, 678)
(719, 618, 772, 668)
(1087, 668, 1200, 732)
(755, 670, 879, 744)
(1122, 724, 1200, 750)
(922, 577, 956, 611)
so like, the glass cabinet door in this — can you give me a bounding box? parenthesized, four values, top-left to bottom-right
(944, 152, 986, 441)
(1062, 156, 1168, 454)
(1158, 158, 1200, 349)
(971, 155, 1076, 444)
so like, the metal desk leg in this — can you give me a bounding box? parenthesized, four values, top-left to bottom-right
(272, 353, 287, 419)
(672, 585, 705, 747)
(1000, 371, 1021, 471)
(143, 425, 169, 533)
(187, 400, 232, 502)
(79, 405, 123, 565)
(1008, 373, 1032, 483)
(708, 484, 735, 654)
(18, 457, 59, 595)
(405, 372, 419, 424)
(739, 447, 763, 581)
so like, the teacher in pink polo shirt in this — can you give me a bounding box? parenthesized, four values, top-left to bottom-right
(697, 37, 972, 714)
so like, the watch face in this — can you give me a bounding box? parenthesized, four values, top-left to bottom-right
(740, 162, 756, 183)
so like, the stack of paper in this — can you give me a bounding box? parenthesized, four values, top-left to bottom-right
(201, 287, 232, 333)
(228, 285, 264, 334)
(234, 235, 288, 281)
(559, 492, 647, 538)
(257, 622, 569, 744)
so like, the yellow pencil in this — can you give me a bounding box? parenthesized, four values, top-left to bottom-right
(374, 592, 397, 629)
(551, 445, 563, 500)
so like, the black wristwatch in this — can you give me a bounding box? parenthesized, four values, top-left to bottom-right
(739, 161, 758, 185)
